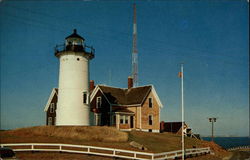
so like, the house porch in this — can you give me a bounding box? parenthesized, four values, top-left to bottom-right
(114, 112, 135, 131)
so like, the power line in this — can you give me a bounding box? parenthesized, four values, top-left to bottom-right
(3, 4, 132, 38)
(2, 4, 247, 67)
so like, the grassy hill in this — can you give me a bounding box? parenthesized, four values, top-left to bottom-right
(0, 126, 230, 159)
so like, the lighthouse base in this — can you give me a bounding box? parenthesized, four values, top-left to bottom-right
(56, 107, 90, 126)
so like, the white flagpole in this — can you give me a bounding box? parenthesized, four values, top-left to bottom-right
(181, 63, 185, 160)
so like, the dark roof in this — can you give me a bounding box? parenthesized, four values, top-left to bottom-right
(65, 29, 85, 40)
(112, 107, 134, 113)
(99, 85, 151, 105)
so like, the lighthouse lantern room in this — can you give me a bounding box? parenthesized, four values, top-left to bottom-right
(55, 29, 95, 126)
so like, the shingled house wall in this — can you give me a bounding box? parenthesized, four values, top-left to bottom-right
(141, 92, 160, 132)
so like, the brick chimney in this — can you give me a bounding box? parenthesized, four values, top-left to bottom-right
(90, 80, 95, 92)
(128, 76, 133, 89)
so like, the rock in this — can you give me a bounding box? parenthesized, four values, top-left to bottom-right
(129, 141, 148, 151)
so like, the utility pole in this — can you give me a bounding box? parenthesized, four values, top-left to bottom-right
(132, 3, 138, 87)
(179, 63, 185, 160)
(208, 117, 217, 142)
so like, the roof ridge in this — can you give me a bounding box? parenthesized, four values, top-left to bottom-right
(99, 84, 152, 90)
(99, 85, 126, 90)
(98, 84, 153, 105)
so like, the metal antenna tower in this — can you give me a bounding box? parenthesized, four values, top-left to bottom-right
(132, 3, 138, 87)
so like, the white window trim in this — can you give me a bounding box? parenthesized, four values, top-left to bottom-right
(50, 103, 54, 113)
(96, 96, 102, 108)
(94, 113, 101, 126)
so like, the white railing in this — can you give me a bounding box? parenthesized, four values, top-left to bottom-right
(153, 147, 210, 160)
(0, 143, 210, 160)
(227, 145, 250, 151)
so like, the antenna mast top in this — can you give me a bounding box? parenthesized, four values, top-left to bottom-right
(132, 3, 138, 87)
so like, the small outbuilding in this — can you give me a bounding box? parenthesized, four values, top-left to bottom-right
(160, 121, 192, 136)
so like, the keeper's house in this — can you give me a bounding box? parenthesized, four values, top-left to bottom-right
(44, 78, 163, 132)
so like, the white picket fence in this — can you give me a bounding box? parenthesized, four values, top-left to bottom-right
(227, 145, 250, 151)
(0, 143, 210, 160)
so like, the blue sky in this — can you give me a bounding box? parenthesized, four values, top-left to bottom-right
(0, 0, 249, 136)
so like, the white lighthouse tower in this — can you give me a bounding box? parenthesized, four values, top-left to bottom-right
(55, 29, 94, 126)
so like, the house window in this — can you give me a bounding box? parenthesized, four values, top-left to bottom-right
(120, 115, 124, 124)
(50, 103, 55, 113)
(120, 115, 129, 124)
(125, 116, 128, 124)
(149, 98, 153, 108)
(48, 117, 53, 125)
(149, 115, 153, 125)
(96, 96, 102, 108)
(95, 113, 101, 126)
(83, 92, 88, 104)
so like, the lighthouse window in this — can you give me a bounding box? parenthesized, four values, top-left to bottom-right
(83, 92, 87, 104)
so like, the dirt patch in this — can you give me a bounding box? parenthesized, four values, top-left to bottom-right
(229, 151, 250, 160)
(16, 152, 113, 160)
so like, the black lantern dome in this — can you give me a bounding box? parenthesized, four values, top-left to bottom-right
(65, 29, 85, 51)
(66, 29, 85, 41)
